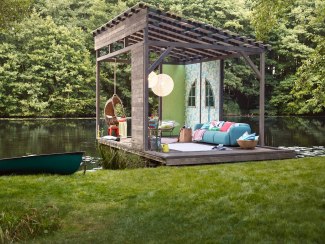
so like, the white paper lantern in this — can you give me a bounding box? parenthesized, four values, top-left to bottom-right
(152, 74, 174, 97)
(148, 71, 158, 88)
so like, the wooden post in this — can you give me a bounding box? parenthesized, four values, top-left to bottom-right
(159, 65, 163, 120)
(219, 59, 224, 121)
(96, 50, 100, 138)
(124, 37, 129, 48)
(259, 52, 265, 146)
(199, 62, 202, 123)
(131, 41, 150, 150)
(143, 27, 149, 150)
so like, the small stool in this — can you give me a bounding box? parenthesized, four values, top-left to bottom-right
(108, 125, 119, 137)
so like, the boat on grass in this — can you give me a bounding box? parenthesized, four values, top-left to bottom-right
(0, 152, 84, 175)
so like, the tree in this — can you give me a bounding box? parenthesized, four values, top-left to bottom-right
(0, 12, 95, 117)
(0, 0, 32, 30)
(249, 0, 295, 41)
(32, 0, 128, 50)
(1, 0, 323, 117)
(288, 36, 325, 114)
(267, 0, 325, 115)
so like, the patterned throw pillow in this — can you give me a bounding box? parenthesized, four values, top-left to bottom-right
(220, 121, 235, 132)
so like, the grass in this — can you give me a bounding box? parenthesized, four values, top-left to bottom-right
(0, 205, 60, 243)
(98, 144, 152, 169)
(0, 157, 324, 243)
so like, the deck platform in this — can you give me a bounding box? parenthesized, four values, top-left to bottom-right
(98, 138, 296, 166)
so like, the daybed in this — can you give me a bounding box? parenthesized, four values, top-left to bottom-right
(193, 122, 251, 146)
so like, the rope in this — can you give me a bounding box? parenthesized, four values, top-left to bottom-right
(114, 58, 117, 94)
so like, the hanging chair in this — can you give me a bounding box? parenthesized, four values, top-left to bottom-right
(104, 94, 125, 126)
(103, 59, 125, 126)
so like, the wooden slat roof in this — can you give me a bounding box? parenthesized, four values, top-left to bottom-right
(93, 2, 270, 63)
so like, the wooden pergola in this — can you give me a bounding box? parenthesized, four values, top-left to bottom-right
(93, 2, 270, 151)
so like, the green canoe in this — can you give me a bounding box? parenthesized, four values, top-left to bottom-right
(0, 152, 84, 175)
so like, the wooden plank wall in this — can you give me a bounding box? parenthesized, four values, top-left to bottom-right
(131, 44, 146, 150)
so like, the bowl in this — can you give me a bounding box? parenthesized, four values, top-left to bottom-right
(237, 139, 258, 149)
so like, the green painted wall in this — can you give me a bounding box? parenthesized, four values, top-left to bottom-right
(162, 65, 185, 135)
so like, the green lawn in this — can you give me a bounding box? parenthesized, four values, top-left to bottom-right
(1, 157, 324, 243)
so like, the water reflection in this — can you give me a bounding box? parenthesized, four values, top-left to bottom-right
(0, 119, 98, 158)
(225, 116, 325, 147)
(0, 117, 324, 159)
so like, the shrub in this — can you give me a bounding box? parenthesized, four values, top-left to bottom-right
(98, 144, 153, 169)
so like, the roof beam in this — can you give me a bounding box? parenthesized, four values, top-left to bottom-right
(148, 24, 229, 56)
(97, 42, 143, 62)
(128, 38, 185, 61)
(102, 58, 130, 64)
(148, 46, 174, 73)
(184, 52, 247, 65)
(148, 19, 230, 50)
(149, 13, 251, 49)
(240, 52, 262, 79)
(147, 31, 217, 58)
(148, 9, 270, 50)
(128, 35, 185, 61)
(94, 9, 147, 50)
(130, 31, 216, 60)
(150, 46, 188, 60)
(148, 41, 262, 53)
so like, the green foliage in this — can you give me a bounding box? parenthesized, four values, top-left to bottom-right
(289, 36, 325, 114)
(0, 0, 32, 30)
(98, 144, 150, 169)
(270, 75, 296, 114)
(261, 0, 325, 115)
(224, 59, 260, 114)
(224, 99, 241, 115)
(0, 0, 324, 117)
(32, 0, 128, 50)
(0, 205, 60, 243)
(0, 12, 95, 117)
(249, 0, 295, 41)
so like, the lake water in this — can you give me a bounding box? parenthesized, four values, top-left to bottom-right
(0, 117, 324, 159)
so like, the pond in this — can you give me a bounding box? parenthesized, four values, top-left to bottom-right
(225, 116, 325, 148)
(0, 119, 98, 159)
(0, 117, 324, 159)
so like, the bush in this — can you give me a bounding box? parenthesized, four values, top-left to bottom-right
(98, 144, 152, 169)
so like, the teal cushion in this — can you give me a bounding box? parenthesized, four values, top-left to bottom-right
(202, 131, 215, 143)
(201, 123, 210, 130)
(213, 131, 230, 145)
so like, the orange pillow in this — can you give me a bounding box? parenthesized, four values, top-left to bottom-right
(220, 121, 234, 132)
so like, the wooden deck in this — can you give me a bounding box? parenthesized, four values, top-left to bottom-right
(98, 138, 296, 166)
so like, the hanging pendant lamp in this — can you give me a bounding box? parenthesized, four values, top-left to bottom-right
(148, 71, 158, 88)
(152, 74, 174, 97)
